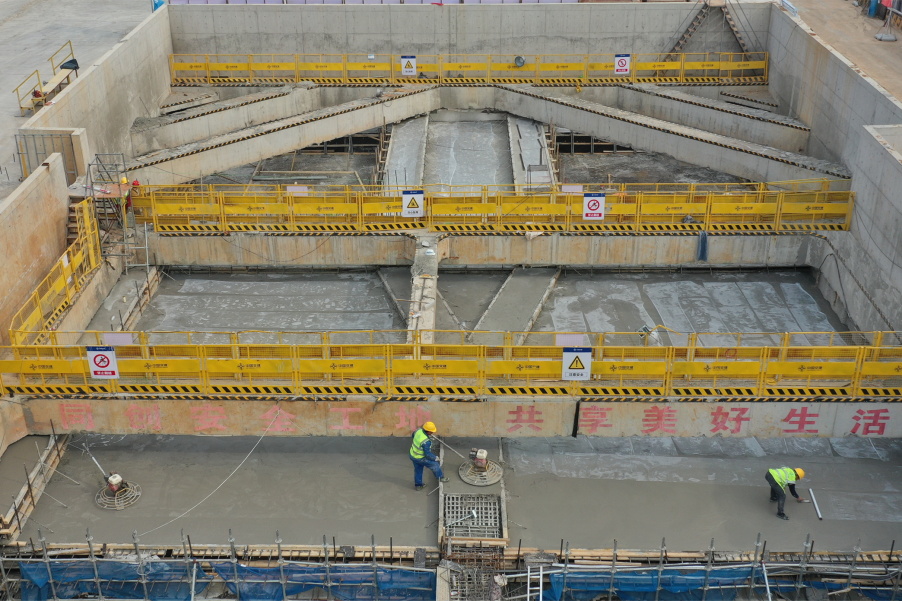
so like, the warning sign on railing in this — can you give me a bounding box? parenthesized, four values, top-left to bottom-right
(402, 190, 424, 218)
(562, 347, 592, 381)
(86, 346, 119, 379)
(583, 192, 605, 220)
(401, 55, 417, 76)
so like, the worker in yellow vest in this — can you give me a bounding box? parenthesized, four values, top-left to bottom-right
(766, 467, 807, 520)
(410, 422, 450, 491)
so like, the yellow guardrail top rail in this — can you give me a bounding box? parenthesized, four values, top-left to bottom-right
(170, 52, 768, 86)
(130, 179, 853, 234)
(1, 330, 902, 399)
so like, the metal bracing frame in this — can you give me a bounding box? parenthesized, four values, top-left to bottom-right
(86, 153, 127, 236)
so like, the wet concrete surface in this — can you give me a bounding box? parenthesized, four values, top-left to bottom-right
(436, 271, 507, 331)
(474, 268, 558, 333)
(17, 434, 902, 552)
(533, 270, 846, 342)
(191, 151, 377, 187)
(133, 272, 405, 337)
(559, 151, 744, 184)
(423, 120, 513, 186)
(0, 435, 50, 504)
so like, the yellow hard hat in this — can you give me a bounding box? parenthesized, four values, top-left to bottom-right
(120, 176, 129, 185)
(423, 421, 437, 433)
(794, 468, 805, 480)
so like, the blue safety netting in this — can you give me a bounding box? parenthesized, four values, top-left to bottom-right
(547, 567, 754, 601)
(19, 561, 210, 601)
(211, 563, 436, 601)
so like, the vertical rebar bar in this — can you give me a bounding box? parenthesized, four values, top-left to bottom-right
(371, 535, 379, 601)
(0, 542, 10, 601)
(889, 545, 900, 601)
(132, 531, 150, 601)
(323, 536, 333, 600)
(276, 532, 287, 601)
(228, 530, 241, 601)
(86, 529, 104, 600)
(701, 539, 714, 601)
(562, 542, 570, 600)
(607, 540, 617, 601)
(795, 534, 811, 601)
(39, 530, 59, 601)
(654, 538, 666, 601)
(181, 531, 193, 601)
(749, 533, 762, 599)
(847, 539, 861, 588)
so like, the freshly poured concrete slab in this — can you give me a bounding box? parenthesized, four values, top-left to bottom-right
(437, 271, 508, 330)
(533, 271, 845, 339)
(501, 436, 902, 551)
(559, 151, 741, 185)
(20, 436, 439, 547)
(474, 268, 558, 333)
(134, 272, 405, 336)
(384, 117, 428, 187)
(19, 435, 902, 553)
(423, 120, 514, 186)
(0, 436, 50, 502)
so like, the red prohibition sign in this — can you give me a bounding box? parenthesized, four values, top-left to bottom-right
(93, 354, 110, 368)
(587, 199, 601, 211)
(617, 58, 627, 68)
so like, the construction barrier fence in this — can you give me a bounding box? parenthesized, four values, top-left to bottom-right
(8, 200, 101, 346)
(169, 52, 768, 86)
(1, 330, 901, 397)
(129, 179, 853, 234)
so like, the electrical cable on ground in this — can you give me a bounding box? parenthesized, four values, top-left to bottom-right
(137, 408, 283, 536)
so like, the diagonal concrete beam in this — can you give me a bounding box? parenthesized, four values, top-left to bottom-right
(127, 84, 848, 187)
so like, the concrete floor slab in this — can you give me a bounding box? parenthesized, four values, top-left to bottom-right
(423, 120, 513, 186)
(533, 270, 845, 338)
(16, 434, 902, 553)
(475, 268, 557, 333)
(437, 271, 506, 330)
(559, 151, 742, 185)
(0, 436, 50, 501)
(133, 272, 405, 334)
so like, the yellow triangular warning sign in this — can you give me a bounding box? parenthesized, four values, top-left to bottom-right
(405, 61, 413, 70)
(406, 197, 420, 209)
(568, 355, 585, 370)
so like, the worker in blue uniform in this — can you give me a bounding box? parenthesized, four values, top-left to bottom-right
(409, 421, 450, 491)
(766, 467, 807, 520)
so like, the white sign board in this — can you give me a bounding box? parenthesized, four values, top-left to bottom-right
(583, 192, 605, 220)
(615, 54, 631, 74)
(87, 346, 120, 379)
(401, 56, 417, 77)
(562, 347, 592, 381)
(402, 190, 425, 218)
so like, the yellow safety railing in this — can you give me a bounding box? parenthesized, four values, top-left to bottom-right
(129, 179, 853, 234)
(2, 330, 901, 397)
(170, 52, 768, 86)
(12, 41, 77, 116)
(8, 200, 101, 346)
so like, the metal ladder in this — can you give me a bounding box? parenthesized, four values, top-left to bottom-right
(526, 565, 544, 601)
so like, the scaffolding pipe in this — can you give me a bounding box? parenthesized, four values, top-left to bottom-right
(39, 530, 59, 601)
(86, 529, 104, 601)
(229, 530, 241, 601)
(654, 538, 666, 601)
(701, 539, 714, 601)
(132, 531, 150, 601)
(276, 532, 288, 601)
(607, 540, 618, 601)
(761, 561, 773, 601)
(323, 536, 333, 600)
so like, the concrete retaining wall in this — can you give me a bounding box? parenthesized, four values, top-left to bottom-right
(168, 4, 771, 56)
(17, 397, 901, 438)
(765, 6, 902, 331)
(19, 9, 172, 162)
(439, 232, 816, 269)
(148, 233, 416, 266)
(147, 233, 814, 269)
(0, 154, 70, 346)
(810, 125, 902, 331)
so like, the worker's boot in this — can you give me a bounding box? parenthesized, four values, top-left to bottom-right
(415, 484, 424, 491)
(777, 513, 789, 520)
(440, 477, 450, 482)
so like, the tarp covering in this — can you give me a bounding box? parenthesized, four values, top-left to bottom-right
(210, 563, 436, 601)
(547, 567, 754, 601)
(19, 560, 209, 601)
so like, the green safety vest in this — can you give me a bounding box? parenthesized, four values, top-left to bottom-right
(410, 428, 429, 459)
(769, 467, 797, 490)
